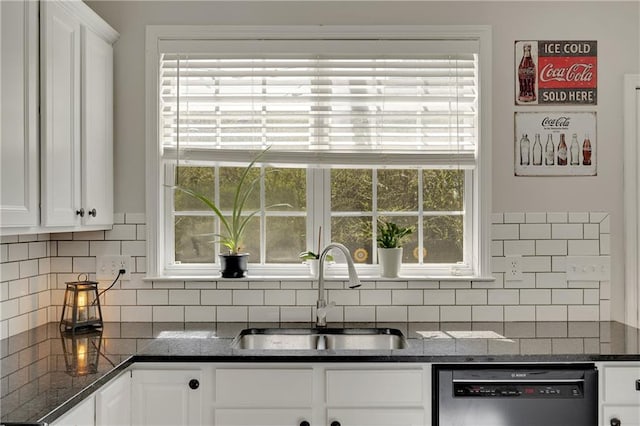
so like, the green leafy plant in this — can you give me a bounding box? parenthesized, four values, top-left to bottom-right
(175, 148, 289, 254)
(298, 251, 333, 262)
(376, 220, 414, 249)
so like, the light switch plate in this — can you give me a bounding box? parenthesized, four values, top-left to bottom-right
(565, 256, 610, 281)
(96, 255, 131, 281)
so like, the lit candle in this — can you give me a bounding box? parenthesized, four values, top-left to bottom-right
(77, 292, 87, 322)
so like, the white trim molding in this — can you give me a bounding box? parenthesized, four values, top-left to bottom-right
(624, 74, 640, 327)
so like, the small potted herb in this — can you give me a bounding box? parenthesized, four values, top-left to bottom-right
(376, 220, 414, 278)
(299, 227, 332, 277)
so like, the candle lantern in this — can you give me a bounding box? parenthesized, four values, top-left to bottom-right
(60, 274, 103, 332)
(60, 329, 103, 377)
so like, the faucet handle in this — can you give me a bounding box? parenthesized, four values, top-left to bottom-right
(316, 301, 336, 326)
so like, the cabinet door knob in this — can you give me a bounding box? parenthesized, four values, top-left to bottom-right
(75, 208, 85, 217)
(88, 208, 97, 217)
(330, 422, 341, 426)
(611, 418, 621, 426)
(299, 421, 310, 426)
(188, 379, 199, 390)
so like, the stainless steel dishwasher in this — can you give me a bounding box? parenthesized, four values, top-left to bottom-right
(433, 364, 598, 426)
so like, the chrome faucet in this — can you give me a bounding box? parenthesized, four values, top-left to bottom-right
(316, 243, 361, 327)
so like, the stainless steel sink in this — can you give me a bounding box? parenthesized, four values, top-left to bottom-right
(231, 327, 407, 350)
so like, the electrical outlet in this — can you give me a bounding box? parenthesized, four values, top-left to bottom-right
(96, 255, 131, 281)
(505, 256, 523, 281)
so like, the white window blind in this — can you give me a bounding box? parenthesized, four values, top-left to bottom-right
(159, 39, 478, 167)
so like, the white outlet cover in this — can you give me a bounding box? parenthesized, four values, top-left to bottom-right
(504, 256, 524, 281)
(96, 255, 131, 281)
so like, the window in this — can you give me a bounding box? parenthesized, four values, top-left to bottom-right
(146, 26, 492, 278)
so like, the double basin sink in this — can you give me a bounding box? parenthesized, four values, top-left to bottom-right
(232, 327, 407, 351)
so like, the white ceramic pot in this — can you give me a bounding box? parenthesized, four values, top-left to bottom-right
(378, 247, 403, 278)
(306, 259, 319, 278)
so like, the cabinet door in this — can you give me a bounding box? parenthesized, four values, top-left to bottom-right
(327, 408, 425, 426)
(40, 0, 81, 227)
(215, 409, 313, 426)
(51, 395, 95, 426)
(0, 0, 39, 227)
(131, 369, 202, 426)
(81, 27, 113, 227)
(602, 364, 640, 405)
(96, 372, 130, 426)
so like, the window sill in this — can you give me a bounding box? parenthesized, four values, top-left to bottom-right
(143, 274, 496, 282)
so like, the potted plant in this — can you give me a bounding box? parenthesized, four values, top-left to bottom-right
(376, 220, 414, 278)
(299, 227, 332, 277)
(176, 148, 288, 278)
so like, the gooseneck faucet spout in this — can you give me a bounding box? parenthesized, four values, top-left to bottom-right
(316, 243, 361, 327)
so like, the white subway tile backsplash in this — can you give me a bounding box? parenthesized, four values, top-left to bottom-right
(8, 315, 29, 336)
(535, 240, 567, 256)
(519, 224, 551, 240)
(153, 306, 184, 322)
(456, 289, 487, 305)
(567, 240, 599, 256)
(472, 305, 503, 322)
(552, 224, 583, 239)
(525, 212, 546, 223)
(360, 289, 391, 305)
(504, 240, 535, 256)
(344, 306, 376, 322)
(169, 289, 200, 305)
(0, 210, 611, 339)
(440, 306, 471, 322)
(504, 212, 525, 223)
(547, 212, 568, 223)
(408, 306, 439, 322)
(492, 224, 519, 240)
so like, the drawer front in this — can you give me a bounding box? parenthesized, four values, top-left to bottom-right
(216, 368, 313, 406)
(602, 405, 640, 426)
(603, 365, 640, 404)
(326, 369, 423, 405)
(215, 408, 312, 426)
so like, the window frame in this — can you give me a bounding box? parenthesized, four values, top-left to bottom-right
(145, 25, 493, 280)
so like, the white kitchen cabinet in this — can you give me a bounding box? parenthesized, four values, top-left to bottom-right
(599, 362, 640, 426)
(50, 394, 95, 426)
(40, 0, 117, 229)
(0, 0, 40, 228)
(96, 371, 131, 426)
(131, 369, 202, 426)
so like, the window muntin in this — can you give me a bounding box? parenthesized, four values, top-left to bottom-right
(148, 26, 491, 278)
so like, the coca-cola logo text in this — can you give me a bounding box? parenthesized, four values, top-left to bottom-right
(541, 116, 571, 129)
(540, 63, 594, 83)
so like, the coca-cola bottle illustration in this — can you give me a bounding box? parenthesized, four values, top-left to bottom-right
(557, 133, 568, 165)
(518, 43, 537, 103)
(545, 134, 555, 165)
(519, 134, 530, 165)
(532, 133, 542, 165)
(570, 133, 580, 165)
(583, 133, 592, 165)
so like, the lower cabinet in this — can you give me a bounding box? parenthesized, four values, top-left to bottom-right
(96, 371, 131, 426)
(50, 395, 95, 426)
(131, 369, 202, 426)
(599, 362, 640, 426)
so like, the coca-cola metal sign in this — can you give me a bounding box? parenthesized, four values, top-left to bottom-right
(514, 112, 596, 176)
(515, 40, 597, 105)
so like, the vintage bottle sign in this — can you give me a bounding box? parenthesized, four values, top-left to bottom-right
(515, 41, 597, 105)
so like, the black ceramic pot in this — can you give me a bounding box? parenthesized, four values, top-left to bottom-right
(219, 253, 249, 278)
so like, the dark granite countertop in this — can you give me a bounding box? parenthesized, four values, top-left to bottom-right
(2, 320, 640, 424)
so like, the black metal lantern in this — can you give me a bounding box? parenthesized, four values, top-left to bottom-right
(60, 329, 103, 377)
(60, 274, 103, 332)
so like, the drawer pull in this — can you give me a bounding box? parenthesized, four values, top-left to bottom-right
(611, 418, 621, 426)
(636, 379, 640, 391)
(300, 421, 310, 426)
(76, 208, 85, 217)
(330, 422, 341, 426)
(188, 379, 199, 390)
(88, 208, 97, 217)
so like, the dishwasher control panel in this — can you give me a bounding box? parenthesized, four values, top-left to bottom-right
(453, 382, 584, 398)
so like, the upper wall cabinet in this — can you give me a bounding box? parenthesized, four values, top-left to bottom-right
(0, 0, 40, 227)
(40, 0, 118, 229)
